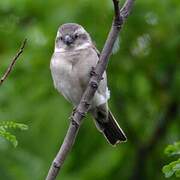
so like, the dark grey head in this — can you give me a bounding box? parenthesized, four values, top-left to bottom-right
(55, 23, 92, 52)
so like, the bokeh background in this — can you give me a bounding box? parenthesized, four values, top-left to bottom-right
(0, 0, 179, 179)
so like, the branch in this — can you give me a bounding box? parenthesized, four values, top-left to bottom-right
(0, 39, 27, 86)
(120, 0, 134, 19)
(46, 0, 134, 179)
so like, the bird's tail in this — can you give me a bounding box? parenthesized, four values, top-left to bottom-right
(102, 111, 127, 145)
(94, 110, 127, 145)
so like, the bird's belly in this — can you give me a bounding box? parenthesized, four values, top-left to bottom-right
(51, 60, 86, 106)
(58, 76, 83, 106)
(50, 49, 107, 108)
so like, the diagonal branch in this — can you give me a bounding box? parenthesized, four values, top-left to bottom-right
(120, 0, 134, 19)
(0, 39, 27, 86)
(46, 0, 135, 180)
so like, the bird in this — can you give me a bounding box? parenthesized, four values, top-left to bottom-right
(50, 23, 127, 145)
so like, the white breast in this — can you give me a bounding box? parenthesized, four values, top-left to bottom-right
(50, 48, 110, 108)
(50, 53, 84, 105)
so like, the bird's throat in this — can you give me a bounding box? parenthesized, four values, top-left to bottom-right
(55, 42, 91, 53)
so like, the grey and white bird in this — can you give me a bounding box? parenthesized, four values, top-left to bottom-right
(50, 23, 127, 145)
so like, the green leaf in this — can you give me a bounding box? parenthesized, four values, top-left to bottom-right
(162, 142, 180, 178)
(175, 169, 180, 178)
(174, 160, 180, 178)
(0, 121, 28, 130)
(164, 142, 180, 156)
(0, 129, 18, 147)
(0, 120, 28, 147)
(162, 159, 180, 178)
(162, 164, 174, 178)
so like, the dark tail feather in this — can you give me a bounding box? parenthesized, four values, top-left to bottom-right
(102, 111, 127, 145)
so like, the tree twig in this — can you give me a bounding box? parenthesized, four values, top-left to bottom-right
(46, 1, 134, 179)
(0, 39, 27, 86)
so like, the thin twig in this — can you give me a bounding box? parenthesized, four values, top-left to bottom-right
(0, 39, 27, 86)
(46, 0, 134, 179)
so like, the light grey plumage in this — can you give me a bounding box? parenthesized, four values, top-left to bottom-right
(50, 23, 127, 145)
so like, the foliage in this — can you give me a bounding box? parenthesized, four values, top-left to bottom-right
(162, 142, 180, 178)
(0, 120, 28, 147)
(0, 0, 179, 180)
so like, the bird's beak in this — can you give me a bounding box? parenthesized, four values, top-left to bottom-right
(64, 35, 73, 46)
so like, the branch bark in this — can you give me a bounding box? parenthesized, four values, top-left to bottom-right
(0, 39, 27, 86)
(46, 1, 134, 179)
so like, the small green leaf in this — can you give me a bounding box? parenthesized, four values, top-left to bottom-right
(0, 129, 18, 147)
(173, 159, 180, 177)
(162, 164, 174, 178)
(162, 159, 180, 178)
(175, 169, 180, 177)
(0, 120, 28, 147)
(0, 121, 28, 130)
(162, 142, 180, 178)
(165, 142, 180, 156)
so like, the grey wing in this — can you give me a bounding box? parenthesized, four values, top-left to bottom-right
(90, 46, 110, 108)
(91, 72, 110, 131)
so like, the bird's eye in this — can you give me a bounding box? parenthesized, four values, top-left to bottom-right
(57, 36, 63, 41)
(74, 34, 79, 39)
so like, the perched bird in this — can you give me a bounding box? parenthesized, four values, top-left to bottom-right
(50, 23, 127, 145)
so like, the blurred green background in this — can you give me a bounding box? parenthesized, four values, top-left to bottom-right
(0, 0, 179, 179)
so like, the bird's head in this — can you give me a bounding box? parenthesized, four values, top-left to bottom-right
(55, 23, 92, 52)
